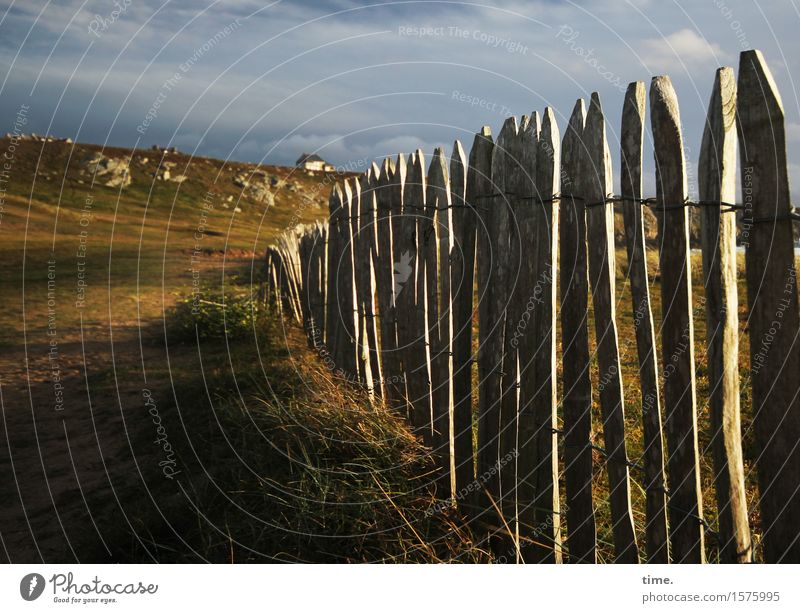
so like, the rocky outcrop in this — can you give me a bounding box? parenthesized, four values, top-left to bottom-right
(233, 170, 275, 206)
(153, 161, 188, 183)
(81, 152, 131, 188)
(7, 133, 72, 143)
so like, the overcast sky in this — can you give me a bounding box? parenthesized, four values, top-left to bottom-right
(1, 0, 799, 195)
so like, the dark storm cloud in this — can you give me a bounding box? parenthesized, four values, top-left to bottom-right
(0, 0, 798, 195)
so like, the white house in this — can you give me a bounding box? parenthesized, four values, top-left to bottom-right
(296, 153, 334, 172)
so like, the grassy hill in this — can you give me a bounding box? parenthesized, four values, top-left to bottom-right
(0, 137, 336, 346)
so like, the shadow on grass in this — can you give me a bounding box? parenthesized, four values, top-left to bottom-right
(103, 299, 490, 563)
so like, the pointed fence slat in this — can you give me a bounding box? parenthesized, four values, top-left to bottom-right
(427, 148, 454, 495)
(375, 159, 397, 400)
(502, 115, 532, 513)
(326, 191, 341, 363)
(470, 127, 499, 524)
(698, 66, 752, 564)
(449, 140, 477, 505)
(360, 168, 383, 394)
(583, 93, 639, 563)
(406, 151, 433, 444)
(737, 50, 800, 564)
(390, 155, 412, 417)
(522, 108, 562, 563)
(338, 181, 359, 380)
(621, 81, 670, 563)
(382, 155, 412, 408)
(559, 99, 597, 564)
(352, 177, 372, 388)
(415, 150, 438, 445)
(300, 224, 325, 348)
(299, 232, 314, 346)
(491, 117, 521, 556)
(511, 114, 538, 561)
(650, 75, 705, 563)
(315, 223, 327, 344)
(534, 109, 562, 562)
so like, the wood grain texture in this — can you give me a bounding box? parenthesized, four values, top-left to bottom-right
(620, 81, 670, 563)
(314, 223, 327, 347)
(298, 231, 312, 343)
(471, 127, 500, 524)
(650, 76, 705, 563)
(327, 184, 348, 375)
(523, 108, 562, 563)
(352, 177, 368, 387)
(405, 151, 433, 444)
(354, 174, 375, 390)
(427, 148, 454, 496)
(375, 158, 397, 401)
(449, 140, 477, 505)
(583, 92, 639, 563)
(387, 155, 409, 414)
(513, 114, 539, 561)
(494, 117, 522, 555)
(483, 117, 516, 556)
(698, 67, 752, 564)
(737, 50, 800, 563)
(325, 185, 342, 350)
(559, 99, 597, 564)
(339, 180, 360, 380)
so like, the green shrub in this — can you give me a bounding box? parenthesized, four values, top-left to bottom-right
(166, 288, 260, 342)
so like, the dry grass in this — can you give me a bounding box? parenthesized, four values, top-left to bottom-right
(115, 312, 491, 562)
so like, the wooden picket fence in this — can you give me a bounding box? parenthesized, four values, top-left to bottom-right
(265, 50, 800, 564)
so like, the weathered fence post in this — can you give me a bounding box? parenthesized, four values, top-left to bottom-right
(278, 245, 295, 320)
(521, 107, 562, 563)
(348, 175, 374, 384)
(361, 168, 383, 394)
(583, 92, 639, 563)
(382, 155, 413, 415)
(376, 157, 403, 408)
(449, 140, 477, 505)
(502, 115, 533, 539)
(265, 247, 275, 307)
(621, 81, 670, 563)
(510, 113, 538, 562)
(267, 247, 285, 317)
(650, 76, 705, 563)
(325, 187, 341, 351)
(698, 66, 752, 564)
(489, 117, 520, 558)
(560, 99, 597, 564)
(390, 154, 412, 417)
(338, 181, 359, 380)
(314, 223, 328, 347)
(470, 127, 498, 524)
(406, 151, 433, 444)
(427, 148, 454, 497)
(306, 225, 322, 346)
(299, 231, 314, 346)
(737, 49, 800, 563)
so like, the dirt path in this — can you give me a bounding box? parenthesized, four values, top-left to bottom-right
(0, 325, 178, 562)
